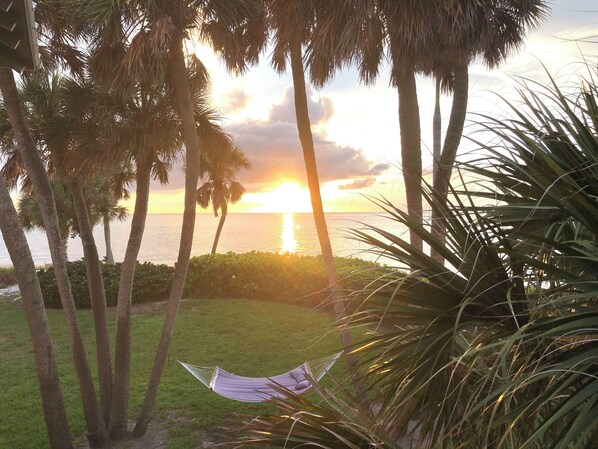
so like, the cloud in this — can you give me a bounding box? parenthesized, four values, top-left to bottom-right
(229, 85, 387, 190)
(150, 84, 388, 194)
(338, 178, 376, 190)
(368, 163, 391, 174)
(221, 89, 249, 114)
(270, 86, 334, 125)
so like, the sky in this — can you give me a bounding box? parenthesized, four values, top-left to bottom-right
(133, 0, 598, 214)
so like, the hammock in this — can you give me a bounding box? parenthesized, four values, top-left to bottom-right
(179, 352, 342, 403)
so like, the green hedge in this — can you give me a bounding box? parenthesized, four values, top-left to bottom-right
(183, 252, 381, 305)
(0, 267, 17, 289)
(38, 261, 174, 309)
(38, 252, 385, 309)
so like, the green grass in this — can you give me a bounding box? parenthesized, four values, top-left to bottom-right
(0, 298, 348, 448)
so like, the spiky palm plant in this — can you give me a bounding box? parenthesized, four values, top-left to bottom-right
(232, 66, 598, 449)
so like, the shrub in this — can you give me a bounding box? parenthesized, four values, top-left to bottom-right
(183, 252, 384, 306)
(0, 267, 17, 289)
(38, 261, 174, 309)
(38, 253, 386, 309)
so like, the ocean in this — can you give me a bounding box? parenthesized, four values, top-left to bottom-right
(0, 212, 409, 267)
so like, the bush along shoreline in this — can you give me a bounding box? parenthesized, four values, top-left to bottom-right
(36, 251, 389, 309)
(0, 267, 17, 289)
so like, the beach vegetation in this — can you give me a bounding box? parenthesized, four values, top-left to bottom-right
(0, 266, 16, 288)
(232, 66, 598, 449)
(36, 252, 386, 310)
(84, 0, 266, 436)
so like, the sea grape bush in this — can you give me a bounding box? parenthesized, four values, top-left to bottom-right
(38, 261, 174, 308)
(0, 267, 17, 288)
(37, 252, 385, 309)
(184, 252, 381, 305)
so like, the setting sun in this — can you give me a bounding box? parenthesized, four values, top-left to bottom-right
(243, 181, 314, 213)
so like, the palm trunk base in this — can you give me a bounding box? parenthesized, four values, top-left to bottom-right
(108, 426, 129, 442)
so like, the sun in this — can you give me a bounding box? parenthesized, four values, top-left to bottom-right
(244, 181, 313, 213)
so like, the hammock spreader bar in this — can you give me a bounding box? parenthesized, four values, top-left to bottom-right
(179, 352, 342, 403)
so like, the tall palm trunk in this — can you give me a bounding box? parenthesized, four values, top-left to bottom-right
(431, 63, 468, 259)
(110, 159, 152, 439)
(0, 68, 106, 447)
(396, 70, 423, 252)
(71, 179, 113, 426)
(104, 215, 115, 264)
(60, 234, 69, 263)
(289, 41, 369, 408)
(0, 176, 73, 449)
(211, 201, 227, 255)
(133, 41, 201, 437)
(433, 77, 441, 181)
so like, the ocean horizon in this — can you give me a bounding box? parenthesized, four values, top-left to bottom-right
(0, 212, 408, 267)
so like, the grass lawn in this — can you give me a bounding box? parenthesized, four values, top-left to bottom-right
(0, 297, 347, 449)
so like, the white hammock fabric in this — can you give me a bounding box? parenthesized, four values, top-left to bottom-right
(179, 352, 342, 403)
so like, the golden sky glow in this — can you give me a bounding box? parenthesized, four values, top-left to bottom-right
(126, 179, 395, 214)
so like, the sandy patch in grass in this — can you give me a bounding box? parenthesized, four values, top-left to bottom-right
(74, 415, 222, 449)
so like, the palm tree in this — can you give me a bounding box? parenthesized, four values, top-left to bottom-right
(0, 2, 109, 445)
(80, 0, 264, 437)
(18, 177, 75, 256)
(15, 70, 124, 428)
(197, 129, 249, 254)
(310, 0, 548, 253)
(86, 177, 130, 264)
(430, 0, 548, 259)
(102, 78, 182, 439)
(132, 71, 239, 438)
(0, 68, 106, 447)
(86, 178, 130, 264)
(0, 176, 73, 449)
(263, 0, 369, 405)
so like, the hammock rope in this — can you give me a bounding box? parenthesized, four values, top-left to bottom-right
(179, 352, 342, 403)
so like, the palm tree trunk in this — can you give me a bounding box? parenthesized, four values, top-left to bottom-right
(70, 179, 113, 427)
(110, 159, 152, 440)
(133, 41, 201, 437)
(396, 70, 423, 252)
(289, 40, 369, 409)
(0, 68, 106, 447)
(431, 63, 468, 259)
(0, 176, 73, 449)
(211, 202, 227, 255)
(104, 215, 115, 264)
(61, 234, 69, 263)
(433, 77, 441, 182)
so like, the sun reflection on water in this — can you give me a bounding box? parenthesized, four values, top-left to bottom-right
(280, 213, 298, 253)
